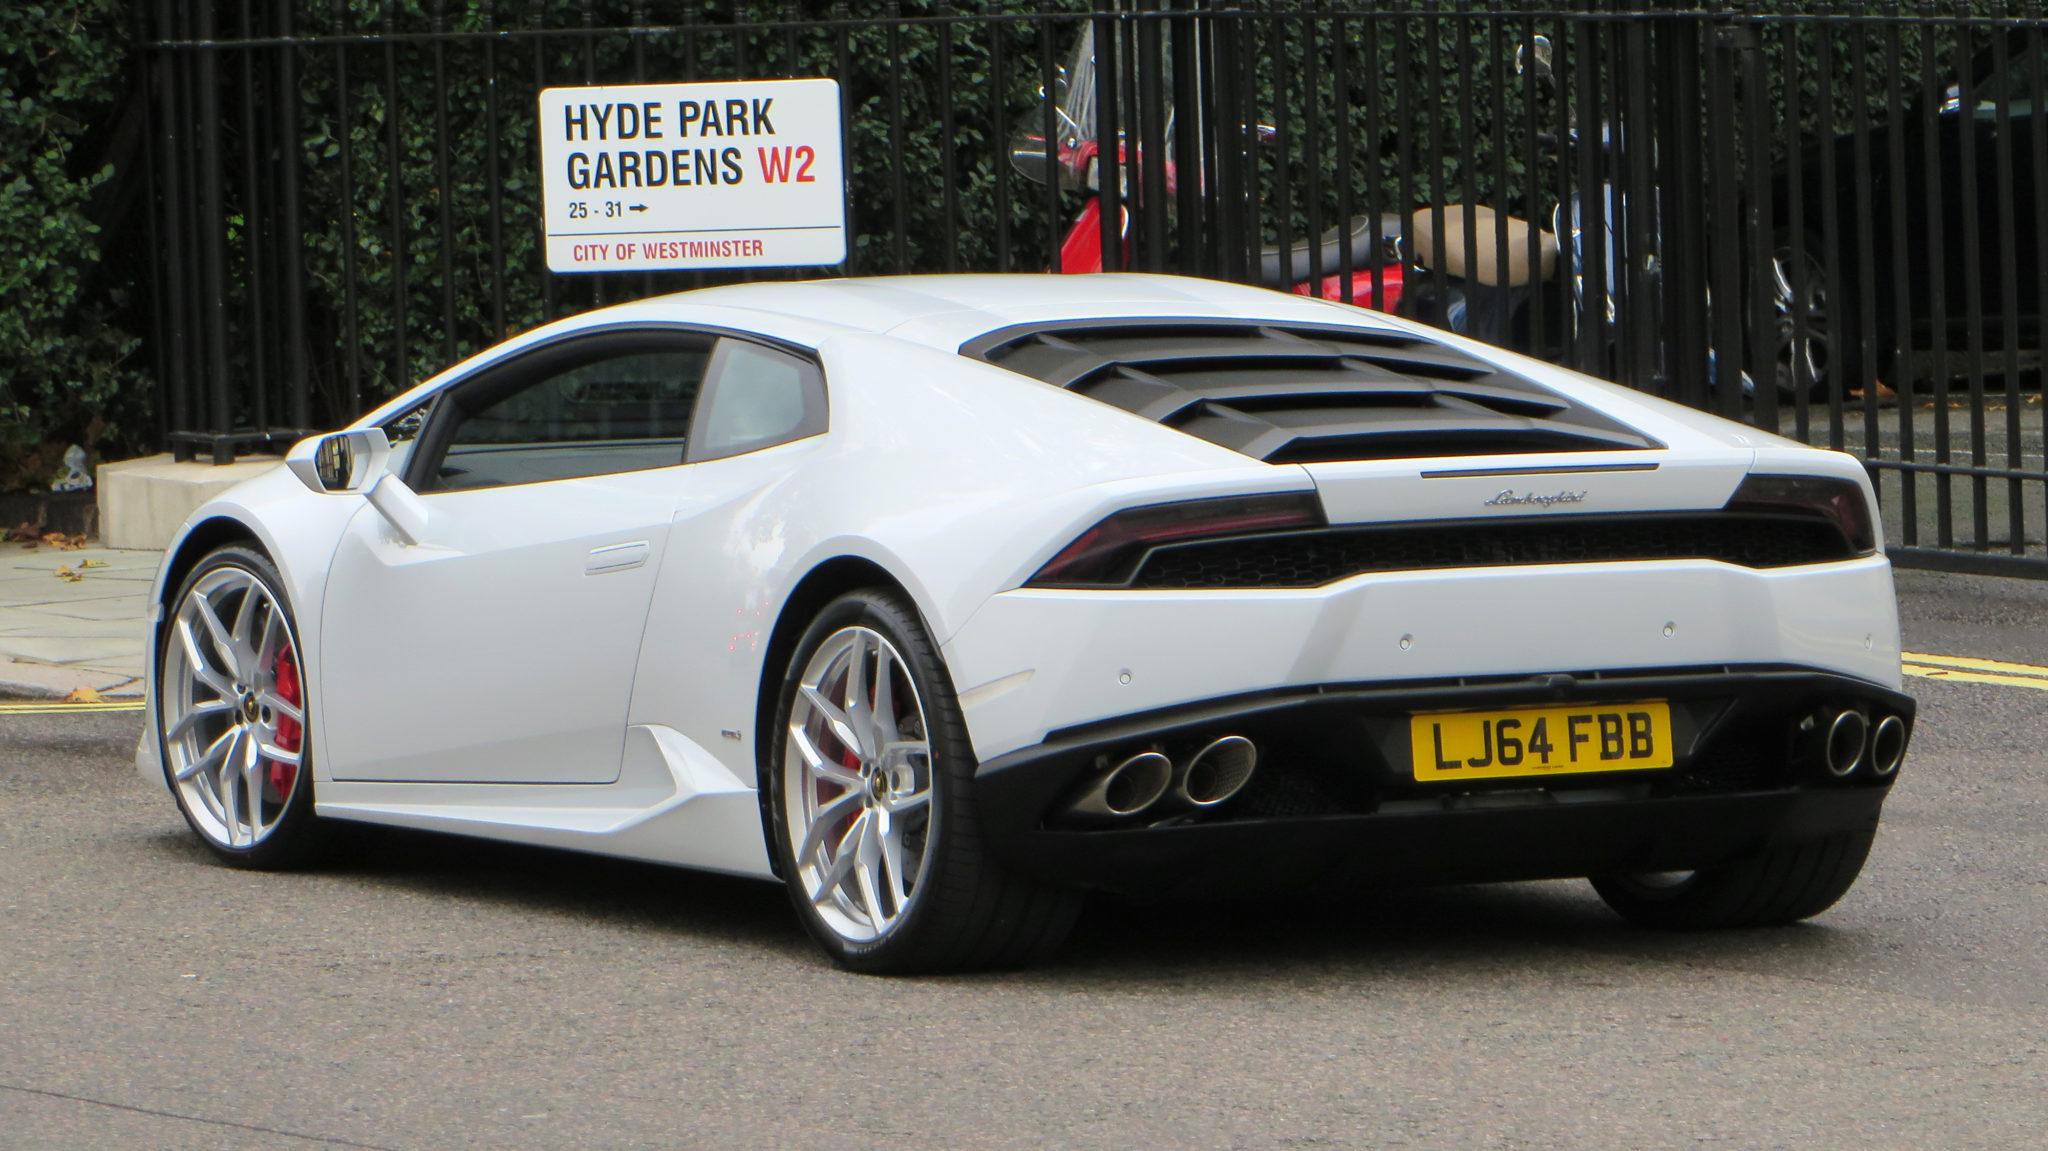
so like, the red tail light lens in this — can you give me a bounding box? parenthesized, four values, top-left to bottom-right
(1027, 492, 1326, 588)
(1726, 474, 1877, 555)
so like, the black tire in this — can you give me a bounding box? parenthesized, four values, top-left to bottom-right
(764, 588, 1082, 974)
(1590, 826, 1876, 931)
(158, 544, 334, 870)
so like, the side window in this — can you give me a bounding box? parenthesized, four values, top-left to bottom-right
(688, 339, 827, 462)
(423, 337, 711, 492)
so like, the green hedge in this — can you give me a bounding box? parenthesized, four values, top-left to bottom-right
(0, 2, 145, 492)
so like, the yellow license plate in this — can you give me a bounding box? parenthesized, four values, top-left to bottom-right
(1410, 701, 1674, 782)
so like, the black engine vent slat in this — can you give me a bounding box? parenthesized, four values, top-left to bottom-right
(1123, 513, 1856, 589)
(960, 318, 1656, 463)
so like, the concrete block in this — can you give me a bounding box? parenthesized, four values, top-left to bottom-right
(96, 454, 283, 551)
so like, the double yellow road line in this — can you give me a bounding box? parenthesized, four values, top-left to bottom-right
(1902, 652, 2048, 691)
(0, 699, 145, 715)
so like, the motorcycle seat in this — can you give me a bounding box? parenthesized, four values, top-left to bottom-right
(1407, 205, 1560, 288)
(1259, 214, 1404, 288)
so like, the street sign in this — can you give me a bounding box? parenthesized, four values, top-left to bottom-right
(537, 78, 846, 274)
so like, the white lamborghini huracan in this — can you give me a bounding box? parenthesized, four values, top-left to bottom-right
(141, 274, 1912, 972)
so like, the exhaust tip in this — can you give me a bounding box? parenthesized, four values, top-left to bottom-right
(1869, 714, 1907, 778)
(1062, 751, 1173, 823)
(1825, 709, 1869, 777)
(1177, 735, 1259, 808)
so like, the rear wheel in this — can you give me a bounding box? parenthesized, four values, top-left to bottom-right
(766, 589, 1081, 973)
(158, 545, 329, 869)
(1590, 826, 1875, 930)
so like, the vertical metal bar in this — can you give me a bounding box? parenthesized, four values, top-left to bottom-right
(1919, 4, 1953, 547)
(835, 3, 860, 276)
(236, 0, 270, 436)
(887, 4, 909, 271)
(1575, 13, 1608, 377)
(1038, 3, 1063, 274)
(1095, 9, 1123, 273)
(1814, 4, 1845, 450)
(1263, 9, 1292, 284)
(1137, 1, 1171, 274)
(383, 1, 409, 395)
(579, 0, 602, 307)
(196, 1, 234, 445)
(1623, 14, 1656, 392)
(1849, 15, 1880, 482)
(532, 0, 557, 319)
(1783, 18, 1812, 443)
(1658, 10, 1709, 410)
(1301, 7, 1325, 289)
(1951, 2, 1989, 550)
(1884, 2, 1917, 548)
(1745, 13, 1779, 432)
(1330, 2, 1355, 304)
(1706, 24, 1744, 420)
(1426, 5, 1451, 333)
(1553, 11, 1579, 375)
(938, 5, 960, 272)
(1171, 3, 1204, 278)
(1209, 5, 1244, 282)
(148, 2, 191, 442)
(331, 0, 362, 416)
(2030, 10, 2048, 561)
(990, 0, 1012, 272)
(1991, 29, 2023, 553)
(1120, 0, 1143, 269)
(1487, 2, 1513, 350)
(276, 0, 309, 430)
(1520, 4, 1542, 349)
(1452, 0, 1480, 344)
(431, 0, 456, 362)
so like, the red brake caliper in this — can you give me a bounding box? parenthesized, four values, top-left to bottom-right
(268, 647, 303, 798)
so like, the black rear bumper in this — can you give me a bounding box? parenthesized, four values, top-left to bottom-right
(972, 666, 1913, 898)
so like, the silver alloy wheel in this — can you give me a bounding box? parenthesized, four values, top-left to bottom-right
(161, 565, 307, 850)
(782, 625, 935, 944)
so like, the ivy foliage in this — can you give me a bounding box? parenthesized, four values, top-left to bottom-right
(0, 2, 144, 491)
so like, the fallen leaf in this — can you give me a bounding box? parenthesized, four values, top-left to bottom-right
(2, 521, 37, 543)
(63, 686, 106, 704)
(54, 566, 84, 582)
(77, 558, 106, 569)
(43, 532, 88, 551)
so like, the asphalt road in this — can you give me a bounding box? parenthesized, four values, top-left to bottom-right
(3, 569, 2045, 1150)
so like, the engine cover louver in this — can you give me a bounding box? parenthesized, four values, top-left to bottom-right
(960, 319, 1658, 463)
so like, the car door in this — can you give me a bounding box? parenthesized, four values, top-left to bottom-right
(318, 327, 712, 785)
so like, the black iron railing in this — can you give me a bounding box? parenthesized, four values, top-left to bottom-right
(141, 1, 2048, 574)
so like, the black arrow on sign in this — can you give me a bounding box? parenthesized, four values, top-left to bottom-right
(629, 204, 648, 212)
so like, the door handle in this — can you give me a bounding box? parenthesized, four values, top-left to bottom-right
(585, 540, 651, 575)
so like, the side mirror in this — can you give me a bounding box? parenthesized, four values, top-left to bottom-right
(1516, 35, 1554, 83)
(285, 427, 428, 545)
(286, 428, 391, 495)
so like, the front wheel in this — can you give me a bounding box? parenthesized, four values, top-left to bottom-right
(158, 545, 329, 869)
(765, 589, 1081, 973)
(1590, 826, 1875, 930)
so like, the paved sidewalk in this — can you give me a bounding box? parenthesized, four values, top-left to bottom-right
(0, 542, 158, 700)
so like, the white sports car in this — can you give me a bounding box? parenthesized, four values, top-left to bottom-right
(140, 274, 1912, 972)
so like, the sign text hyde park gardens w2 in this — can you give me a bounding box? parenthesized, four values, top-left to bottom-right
(538, 79, 846, 273)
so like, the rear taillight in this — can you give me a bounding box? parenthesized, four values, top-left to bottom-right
(1027, 492, 1326, 588)
(1726, 473, 1877, 555)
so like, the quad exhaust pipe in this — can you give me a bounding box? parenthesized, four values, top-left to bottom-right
(1824, 709, 1869, 777)
(1869, 714, 1907, 778)
(1059, 735, 1260, 824)
(1061, 751, 1173, 824)
(1175, 735, 1259, 809)
(1807, 707, 1907, 780)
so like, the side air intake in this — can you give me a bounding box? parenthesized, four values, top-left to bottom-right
(960, 319, 1658, 464)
